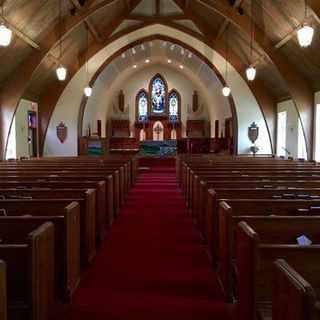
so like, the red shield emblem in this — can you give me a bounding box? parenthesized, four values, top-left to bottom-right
(56, 122, 67, 143)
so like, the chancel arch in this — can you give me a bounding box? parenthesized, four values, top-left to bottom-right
(43, 25, 274, 156)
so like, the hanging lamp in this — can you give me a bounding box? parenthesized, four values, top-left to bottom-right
(0, 1, 12, 47)
(297, 0, 314, 47)
(84, 26, 92, 97)
(222, 27, 231, 97)
(56, 0, 67, 81)
(246, 0, 256, 81)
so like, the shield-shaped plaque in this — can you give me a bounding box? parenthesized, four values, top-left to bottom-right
(119, 90, 125, 112)
(56, 122, 67, 143)
(248, 122, 259, 144)
(192, 91, 199, 113)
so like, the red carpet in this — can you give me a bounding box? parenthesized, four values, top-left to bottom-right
(65, 161, 232, 319)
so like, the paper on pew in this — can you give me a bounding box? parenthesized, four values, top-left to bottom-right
(296, 235, 312, 246)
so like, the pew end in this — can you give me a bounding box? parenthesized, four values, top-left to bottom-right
(273, 259, 317, 320)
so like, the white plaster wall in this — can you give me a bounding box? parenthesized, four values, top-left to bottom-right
(44, 24, 272, 156)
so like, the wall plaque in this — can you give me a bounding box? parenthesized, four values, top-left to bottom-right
(192, 91, 199, 112)
(56, 122, 67, 143)
(119, 90, 125, 112)
(248, 122, 259, 144)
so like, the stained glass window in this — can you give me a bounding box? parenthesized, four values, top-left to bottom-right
(151, 76, 166, 114)
(169, 91, 179, 122)
(137, 91, 148, 122)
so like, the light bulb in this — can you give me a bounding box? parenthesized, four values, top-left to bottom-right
(56, 65, 67, 81)
(84, 86, 92, 97)
(222, 86, 231, 97)
(246, 66, 256, 81)
(297, 24, 314, 47)
(0, 23, 12, 47)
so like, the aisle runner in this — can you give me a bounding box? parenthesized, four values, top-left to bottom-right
(66, 162, 231, 320)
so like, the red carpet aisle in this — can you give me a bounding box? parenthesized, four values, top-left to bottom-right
(66, 161, 232, 320)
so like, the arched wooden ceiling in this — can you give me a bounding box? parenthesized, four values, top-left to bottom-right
(0, 0, 319, 158)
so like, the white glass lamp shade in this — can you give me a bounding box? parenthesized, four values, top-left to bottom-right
(0, 23, 12, 47)
(222, 86, 231, 97)
(56, 65, 67, 81)
(297, 24, 314, 47)
(84, 86, 92, 97)
(246, 66, 256, 81)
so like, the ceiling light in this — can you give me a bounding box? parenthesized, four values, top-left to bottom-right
(247, 0, 257, 80)
(0, 23, 12, 47)
(167, 59, 172, 64)
(84, 86, 92, 97)
(133, 64, 137, 68)
(179, 65, 184, 69)
(222, 86, 231, 97)
(56, 0, 67, 81)
(56, 65, 67, 81)
(145, 59, 150, 63)
(297, 24, 314, 47)
(246, 66, 256, 81)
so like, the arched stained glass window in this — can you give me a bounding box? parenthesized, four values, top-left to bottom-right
(169, 90, 180, 122)
(151, 75, 166, 114)
(137, 90, 148, 122)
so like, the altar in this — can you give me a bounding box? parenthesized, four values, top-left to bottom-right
(140, 140, 177, 158)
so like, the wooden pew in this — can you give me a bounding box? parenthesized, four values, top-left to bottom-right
(236, 221, 320, 320)
(0, 180, 109, 234)
(205, 188, 320, 265)
(0, 212, 80, 302)
(0, 222, 55, 320)
(191, 173, 320, 215)
(218, 209, 320, 302)
(0, 199, 94, 264)
(0, 188, 102, 242)
(273, 259, 320, 320)
(0, 172, 116, 220)
(0, 260, 6, 320)
(208, 198, 320, 266)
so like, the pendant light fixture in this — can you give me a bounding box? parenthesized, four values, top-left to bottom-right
(84, 25, 92, 97)
(0, 1, 12, 47)
(246, 0, 256, 81)
(222, 27, 231, 97)
(297, 0, 314, 47)
(56, 0, 67, 81)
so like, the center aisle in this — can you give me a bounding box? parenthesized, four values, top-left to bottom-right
(66, 161, 232, 320)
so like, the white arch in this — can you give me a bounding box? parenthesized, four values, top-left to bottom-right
(44, 24, 272, 156)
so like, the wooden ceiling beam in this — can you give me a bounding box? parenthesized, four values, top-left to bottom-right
(129, 14, 188, 21)
(308, 0, 320, 18)
(68, 0, 103, 42)
(102, 0, 143, 39)
(1, 17, 40, 50)
(215, 0, 244, 41)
